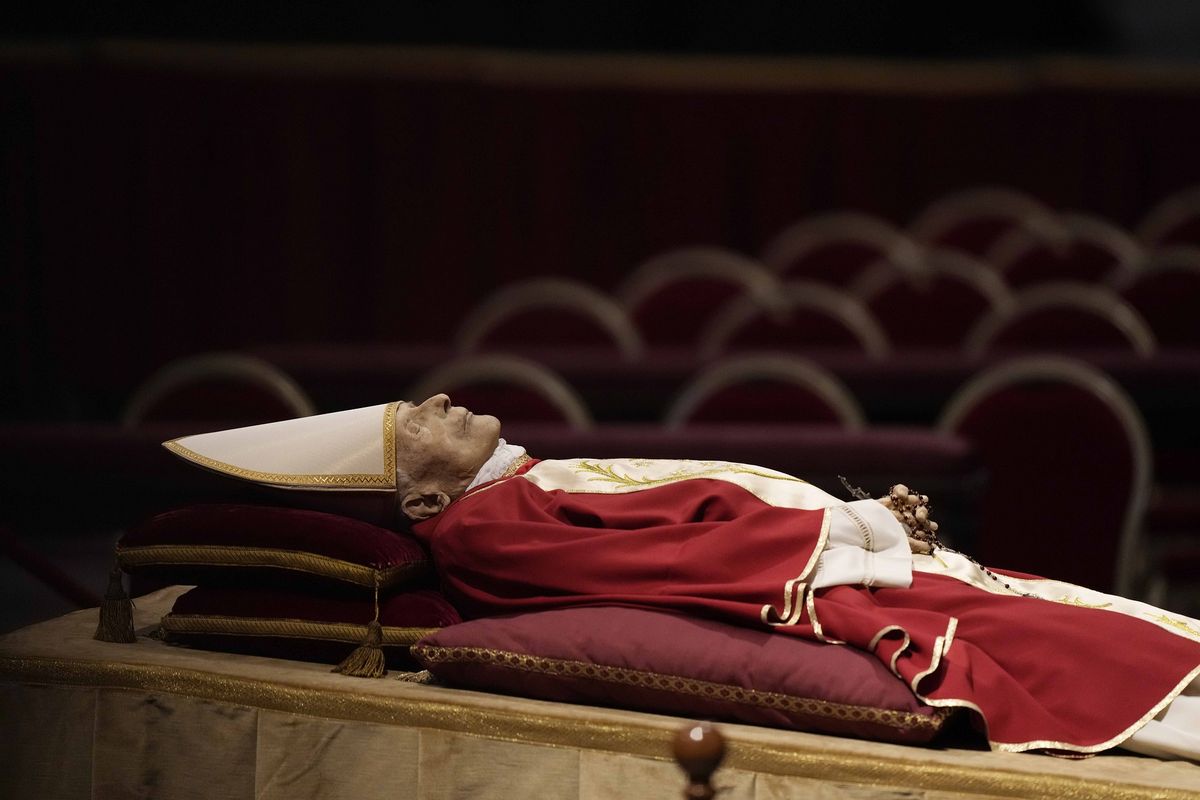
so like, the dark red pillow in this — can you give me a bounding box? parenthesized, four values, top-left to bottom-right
(162, 585, 461, 667)
(413, 606, 954, 744)
(118, 504, 429, 591)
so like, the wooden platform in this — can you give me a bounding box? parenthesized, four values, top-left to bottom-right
(2, 588, 1199, 800)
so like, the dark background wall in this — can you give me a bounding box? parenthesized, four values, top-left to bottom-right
(5, 1, 1200, 420)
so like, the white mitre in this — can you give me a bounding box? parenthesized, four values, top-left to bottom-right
(163, 402, 401, 493)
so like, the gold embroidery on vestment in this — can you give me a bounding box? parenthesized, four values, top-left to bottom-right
(1146, 613, 1200, 639)
(574, 460, 806, 490)
(1053, 596, 1112, 609)
(499, 453, 532, 478)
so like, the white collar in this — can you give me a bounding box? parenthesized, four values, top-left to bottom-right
(466, 439, 527, 491)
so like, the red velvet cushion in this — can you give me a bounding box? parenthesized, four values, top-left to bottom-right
(413, 606, 954, 744)
(162, 585, 461, 667)
(118, 504, 430, 591)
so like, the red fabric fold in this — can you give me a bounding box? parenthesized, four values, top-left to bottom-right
(415, 474, 1200, 753)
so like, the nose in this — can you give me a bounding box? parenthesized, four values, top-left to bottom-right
(420, 393, 451, 413)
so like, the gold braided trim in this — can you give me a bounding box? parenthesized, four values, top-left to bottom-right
(500, 453, 532, 478)
(116, 544, 427, 589)
(412, 644, 951, 733)
(161, 401, 400, 488)
(161, 614, 436, 646)
(574, 459, 807, 491)
(2, 655, 1195, 800)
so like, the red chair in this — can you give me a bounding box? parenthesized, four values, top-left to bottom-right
(455, 278, 643, 362)
(122, 353, 316, 427)
(988, 212, 1144, 288)
(1111, 248, 1200, 347)
(938, 356, 1152, 595)
(1136, 186, 1200, 249)
(853, 249, 1015, 349)
(665, 354, 866, 429)
(700, 280, 890, 360)
(964, 283, 1157, 358)
(761, 212, 923, 286)
(617, 246, 783, 347)
(407, 355, 593, 429)
(908, 187, 1058, 258)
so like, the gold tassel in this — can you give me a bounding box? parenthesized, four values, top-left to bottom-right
(333, 574, 386, 678)
(94, 564, 136, 643)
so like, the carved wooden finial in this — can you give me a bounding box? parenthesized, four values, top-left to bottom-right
(673, 722, 726, 799)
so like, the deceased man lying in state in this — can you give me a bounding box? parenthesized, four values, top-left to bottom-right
(164, 395, 1200, 762)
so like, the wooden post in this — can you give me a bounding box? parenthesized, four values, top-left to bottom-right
(673, 722, 726, 799)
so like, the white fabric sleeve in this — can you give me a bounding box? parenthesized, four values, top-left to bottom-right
(808, 499, 913, 590)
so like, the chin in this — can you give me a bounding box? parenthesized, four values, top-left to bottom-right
(479, 414, 502, 438)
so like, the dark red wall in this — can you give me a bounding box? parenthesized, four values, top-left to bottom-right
(5, 45, 1200, 417)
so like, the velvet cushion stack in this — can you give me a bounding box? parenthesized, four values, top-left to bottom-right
(116, 503, 956, 744)
(116, 504, 461, 669)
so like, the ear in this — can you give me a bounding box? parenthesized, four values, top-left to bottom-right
(400, 489, 452, 521)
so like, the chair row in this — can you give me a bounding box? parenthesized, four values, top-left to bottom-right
(765, 185, 1200, 284)
(495, 187, 1200, 353)
(455, 268, 1195, 358)
(109, 349, 1109, 431)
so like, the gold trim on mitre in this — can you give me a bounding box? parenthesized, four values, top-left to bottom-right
(162, 401, 400, 490)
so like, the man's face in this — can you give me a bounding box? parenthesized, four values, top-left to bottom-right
(394, 394, 502, 499)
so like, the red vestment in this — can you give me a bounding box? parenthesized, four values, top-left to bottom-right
(413, 458, 1200, 754)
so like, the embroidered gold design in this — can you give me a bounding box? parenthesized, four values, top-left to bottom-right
(1146, 613, 1200, 638)
(162, 401, 400, 489)
(413, 645, 951, 732)
(1053, 596, 1112, 609)
(116, 544, 427, 589)
(500, 453, 532, 478)
(574, 460, 806, 490)
(161, 614, 437, 646)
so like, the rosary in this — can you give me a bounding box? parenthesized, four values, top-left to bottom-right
(840, 477, 1038, 599)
